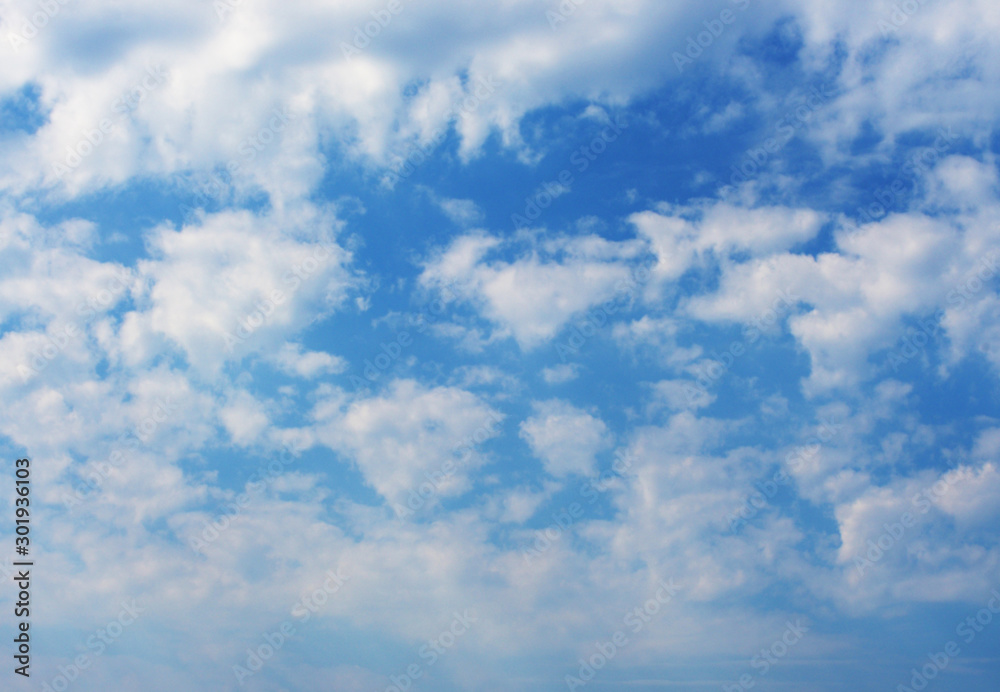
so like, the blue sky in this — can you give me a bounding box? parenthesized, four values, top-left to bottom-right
(1, 0, 1000, 690)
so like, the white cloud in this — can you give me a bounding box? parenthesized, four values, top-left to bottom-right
(699, 101, 745, 134)
(788, 0, 1000, 167)
(612, 316, 702, 368)
(519, 399, 611, 478)
(420, 231, 642, 348)
(0, 0, 794, 202)
(219, 390, 271, 447)
(831, 463, 1000, 607)
(972, 427, 1000, 461)
(630, 201, 825, 285)
(272, 342, 347, 378)
(0, 211, 132, 329)
(312, 379, 502, 507)
(541, 363, 580, 384)
(127, 204, 354, 375)
(679, 192, 1000, 392)
(650, 379, 716, 411)
(437, 196, 485, 227)
(2, 0, 1000, 686)
(497, 486, 553, 524)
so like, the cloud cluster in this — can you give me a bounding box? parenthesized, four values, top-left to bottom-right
(0, 0, 998, 689)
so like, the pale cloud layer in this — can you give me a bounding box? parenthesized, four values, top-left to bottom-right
(0, 0, 998, 689)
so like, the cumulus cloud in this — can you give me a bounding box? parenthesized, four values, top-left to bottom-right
(1, 0, 999, 688)
(520, 399, 611, 477)
(272, 342, 347, 378)
(312, 379, 502, 507)
(540, 363, 580, 384)
(128, 204, 354, 374)
(420, 230, 644, 348)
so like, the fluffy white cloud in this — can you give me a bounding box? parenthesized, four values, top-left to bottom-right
(631, 201, 824, 285)
(0, 0, 794, 203)
(420, 231, 643, 348)
(832, 462, 1000, 607)
(612, 315, 702, 369)
(519, 399, 611, 477)
(679, 174, 1000, 392)
(540, 363, 579, 384)
(422, 189, 485, 227)
(219, 390, 271, 447)
(272, 342, 347, 378)
(1, 0, 999, 688)
(788, 0, 1000, 166)
(649, 379, 716, 411)
(312, 379, 502, 507)
(126, 204, 354, 375)
(0, 211, 131, 332)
